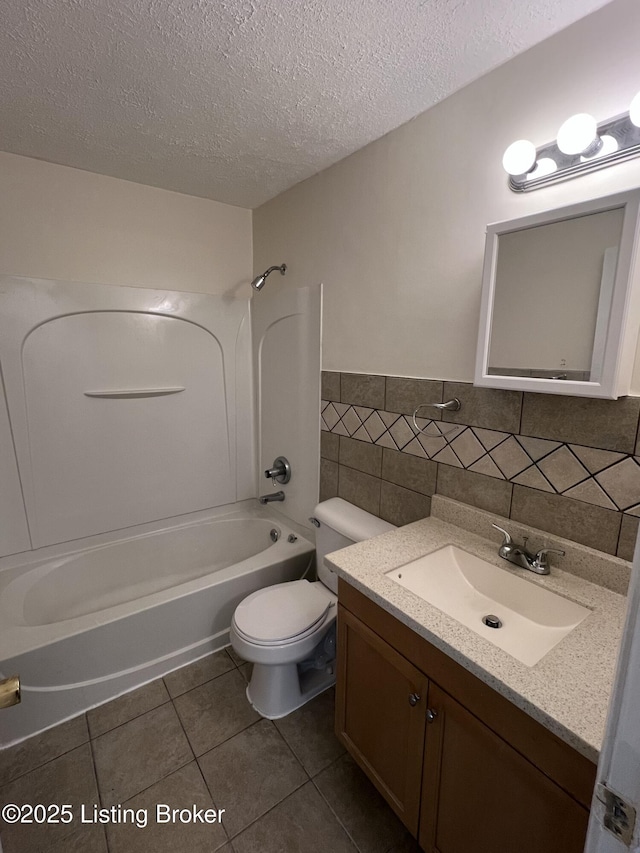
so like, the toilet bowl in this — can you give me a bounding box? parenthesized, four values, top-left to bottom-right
(230, 498, 395, 719)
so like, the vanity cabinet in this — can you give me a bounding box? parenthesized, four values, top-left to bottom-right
(336, 580, 596, 853)
(336, 606, 428, 832)
(420, 684, 589, 853)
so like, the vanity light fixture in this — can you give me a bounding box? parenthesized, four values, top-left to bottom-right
(503, 94, 640, 191)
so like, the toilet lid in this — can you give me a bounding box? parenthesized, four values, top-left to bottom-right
(233, 580, 333, 644)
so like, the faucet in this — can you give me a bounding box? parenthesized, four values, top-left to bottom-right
(259, 491, 285, 504)
(491, 524, 565, 575)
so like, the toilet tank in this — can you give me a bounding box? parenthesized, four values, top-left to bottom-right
(312, 498, 396, 593)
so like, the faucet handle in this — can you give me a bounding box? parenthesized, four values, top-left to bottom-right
(533, 547, 565, 569)
(491, 524, 512, 545)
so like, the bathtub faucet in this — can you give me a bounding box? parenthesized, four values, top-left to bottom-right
(259, 491, 285, 504)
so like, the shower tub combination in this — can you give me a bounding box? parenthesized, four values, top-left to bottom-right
(0, 277, 320, 748)
(0, 501, 314, 747)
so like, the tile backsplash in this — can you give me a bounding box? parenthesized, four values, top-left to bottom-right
(320, 372, 640, 560)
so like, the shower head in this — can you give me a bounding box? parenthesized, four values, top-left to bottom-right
(251, 263, 287, 291)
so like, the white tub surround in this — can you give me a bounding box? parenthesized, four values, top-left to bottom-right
(0, 502, 314, 746)
(0, 276, 255, 556)
(253, 283, 322, 529)
(327, 496, 628, 762)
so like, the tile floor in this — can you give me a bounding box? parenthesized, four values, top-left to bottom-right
(0, 648, 421, 853)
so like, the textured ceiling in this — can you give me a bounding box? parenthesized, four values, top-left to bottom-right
(0, 0, 614, 208)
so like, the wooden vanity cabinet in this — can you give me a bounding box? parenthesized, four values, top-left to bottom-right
(336, 580, 596, 853)
(420, 683, 589, 853)
(336, 605, 428, 833)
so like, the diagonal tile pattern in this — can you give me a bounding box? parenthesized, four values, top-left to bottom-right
(388, 417, 414, 450)
(0, 649, 400, 853)
(490, 437, 532, 480)
(449, 429, 485, 467)
(595, 458, 640, 511)
(537, 447, 589, 493)
(362, 412, 387, 442)
(321, 398, 640, 515)
(512, 465, 554, 493)
(564, 478, 617, 510)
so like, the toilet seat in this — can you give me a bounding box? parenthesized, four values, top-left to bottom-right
(232, 580, 334, 646)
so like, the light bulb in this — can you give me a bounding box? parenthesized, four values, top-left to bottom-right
(525, 158, 557, 180)
(502, 140, 537, 176)
(630, 91, 640, 127)
(581, 134, 618, 161)
(557, 113, 598, 155)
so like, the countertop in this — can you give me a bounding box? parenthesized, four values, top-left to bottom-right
(326, 496, 630, 763)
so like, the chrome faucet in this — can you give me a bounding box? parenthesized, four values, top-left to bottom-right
(492, 524, 565, 576)
(259, 491, 285, 504)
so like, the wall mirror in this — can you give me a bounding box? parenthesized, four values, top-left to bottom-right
(474, 190, 640, 398)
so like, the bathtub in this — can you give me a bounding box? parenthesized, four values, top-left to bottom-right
(0, 501, 314, 746)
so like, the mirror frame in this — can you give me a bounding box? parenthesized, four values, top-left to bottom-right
(474, 189, 640, 399)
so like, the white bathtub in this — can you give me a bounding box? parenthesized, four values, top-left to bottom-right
(0, 501, 314, 746)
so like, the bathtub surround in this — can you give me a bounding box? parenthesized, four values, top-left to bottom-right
(0, 278, 256, 554)
(320, 372, 640, 560)
(0, 274, 321, 745)
(253, 283, 322, 529)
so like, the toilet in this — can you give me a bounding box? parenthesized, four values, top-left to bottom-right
(230, 497, 396, 718)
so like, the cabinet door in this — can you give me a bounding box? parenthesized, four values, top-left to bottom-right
(336, 605, 428, 834)
(419, 684, 590, 853)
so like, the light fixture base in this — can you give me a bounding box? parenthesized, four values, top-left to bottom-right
(508, 111, 640, 193)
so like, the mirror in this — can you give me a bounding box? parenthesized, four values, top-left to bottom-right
(475, 190, 640, 398)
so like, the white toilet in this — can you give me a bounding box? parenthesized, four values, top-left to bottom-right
(230, 497, 396, 718)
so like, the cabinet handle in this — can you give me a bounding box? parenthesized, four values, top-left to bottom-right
(408, 693, 421, 706)
(426, 708, 438, 723)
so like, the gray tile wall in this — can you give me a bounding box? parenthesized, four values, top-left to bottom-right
(320, 371, 640, 559)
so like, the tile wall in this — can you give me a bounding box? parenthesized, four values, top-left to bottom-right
(320, 372, 640, 560)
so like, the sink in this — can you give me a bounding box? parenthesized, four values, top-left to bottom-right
(385, 545, 590, 666)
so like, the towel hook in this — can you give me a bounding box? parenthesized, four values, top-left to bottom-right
(411, 399, 462, 437)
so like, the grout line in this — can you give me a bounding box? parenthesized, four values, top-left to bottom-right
(87, 733, 103, 809)
(110, 755, 195, 809)
(190, 713, 260, 760)
(88, 732, 113, 853)
(195, 717, 262, 767)
(632, 405, 640, 457)
(0, 727, 90, 789)
(224, 777, 310, 842)
(170, 697, 197, 763)
(614, 511, 625, 559)
(190, 755, 232, 846)
(166, 671, 238, 702)
(268, 720, 310, 780)
(310, 772, 362, 852)
(89, 695, 173, 741)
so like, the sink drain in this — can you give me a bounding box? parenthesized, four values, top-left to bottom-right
(482, 614, 502, 629)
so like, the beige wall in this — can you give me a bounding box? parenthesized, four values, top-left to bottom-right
(0, 152, 252, 294)
(253, 0, 640, 391)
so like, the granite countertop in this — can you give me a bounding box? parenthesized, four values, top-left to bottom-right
(326, 496, 629, 763)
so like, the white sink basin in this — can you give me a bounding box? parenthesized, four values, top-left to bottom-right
(385, 545, 590, 666)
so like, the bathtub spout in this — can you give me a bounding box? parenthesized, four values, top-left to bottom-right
(259, 491, 285, 504)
